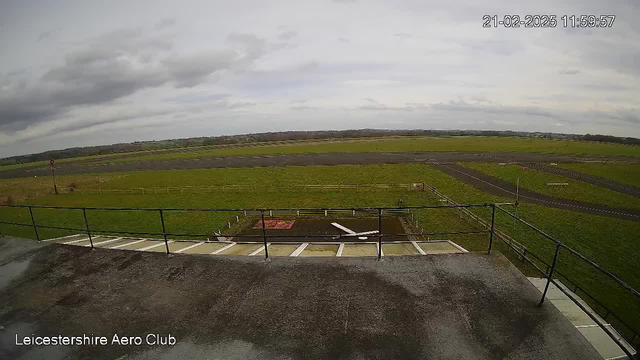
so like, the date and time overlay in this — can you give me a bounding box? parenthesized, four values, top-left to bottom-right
(482, 15, 616, 28)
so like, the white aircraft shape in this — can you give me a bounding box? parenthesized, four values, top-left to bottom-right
(331, 222, 379, 240)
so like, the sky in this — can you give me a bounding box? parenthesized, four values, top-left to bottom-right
(0, 0, 639, 157)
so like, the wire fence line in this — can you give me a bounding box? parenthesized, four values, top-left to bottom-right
(419, 183, 639, 357)
(61, 183, 426, 195)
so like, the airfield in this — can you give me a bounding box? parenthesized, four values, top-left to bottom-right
(1, 136, 639, 358)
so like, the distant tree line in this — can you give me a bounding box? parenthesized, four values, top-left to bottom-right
(1, 129, 638, 165)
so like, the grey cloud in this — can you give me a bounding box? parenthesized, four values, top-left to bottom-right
(227, 33, 268, 62)
(37, 27, 63, 41)
(227, 102, 256, 109)
(277, 30, 298, 41)
(463, 40, 523, 56)
(164, 50, 237, 87)
(430, 99, 555, 118)
(290, 105, 317, 110)
(333, 0, 356, 3)
(0, 28, 271, 133)
(154, 18, 177, 30)
(559, 69, 580, 75)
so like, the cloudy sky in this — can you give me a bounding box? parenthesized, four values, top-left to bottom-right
(1, 0, 639, 157)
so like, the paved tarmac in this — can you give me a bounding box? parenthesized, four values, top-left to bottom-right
(433, 163, 640, 222)
(0, 237, 601, 360)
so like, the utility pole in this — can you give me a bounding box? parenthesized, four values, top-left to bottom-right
(50, 159, 58, 195)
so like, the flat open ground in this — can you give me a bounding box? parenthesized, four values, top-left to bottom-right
(0, 236, 601, 360)
(3, 151, 639, 179)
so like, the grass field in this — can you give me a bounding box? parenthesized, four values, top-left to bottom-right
(461, 162, 640, 210)
(559, 163, 640, 188)
(1, 163, 639, 340)
(3, 136, 640, 172)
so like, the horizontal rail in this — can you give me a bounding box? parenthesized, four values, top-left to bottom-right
(0, 204, 492, 212)
(496, 205, 640, 301)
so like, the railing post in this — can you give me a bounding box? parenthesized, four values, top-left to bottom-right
(261, 210, 269, 260)
(28, 206, 40, 242)
(82, 208, 94, 249)
(488, 204, 496, 254)
(377, 208, 383, 260)
(159, 209, 170, 255)
(539, 243, 561, 306)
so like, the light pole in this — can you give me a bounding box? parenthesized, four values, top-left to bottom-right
(50, 159, 58, 195)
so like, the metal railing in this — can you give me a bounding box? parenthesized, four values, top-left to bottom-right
(494, 204, 639, 359)
(0, 202, 638, 357)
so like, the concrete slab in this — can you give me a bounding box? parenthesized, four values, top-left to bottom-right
(382, 243, 420, 256)
(578, 326, 633, 360)
(180, 242, 230, 254)
(265, 244, 299, 256)
(418, 241, 463, 254)
(218, 243, 263, 256)
(549, 298, 598, 326)
(0, 239, 602, 360)
(94, 237, 133, 248)
(117, 239, 160, 251)
(300, 244, 339, 257)
(341, 243, 378, 257)
(44, 234, 86, 243)
(146, 241, 199, 253)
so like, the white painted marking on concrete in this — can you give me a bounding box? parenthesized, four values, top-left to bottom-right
(63, 237, 89, 245)
(211, 242, 236, 255)
(290, 243, 309, 257)
(447, 240, 469, 253)
(43, 234, 82, 242)
(88, 237, 122, 247)
(249, 244, 270, 256)
(576, 324, 611, 328)
(175, 242, 204, 253)
(331, 222, 355, 234)
(337, 243, 345, 257)
(412, 241, 427, 255)
(139, 241, 173, 251)
(377, 243, 384, 257)
(110, 239, 146, 249)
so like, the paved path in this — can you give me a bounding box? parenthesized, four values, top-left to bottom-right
(432, 164, 640, 222)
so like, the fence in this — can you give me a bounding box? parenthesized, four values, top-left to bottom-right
(0, 202, 638, 357)
(66, 183, 420, 195)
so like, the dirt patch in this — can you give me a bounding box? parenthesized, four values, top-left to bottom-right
(236, 217, 407, 243)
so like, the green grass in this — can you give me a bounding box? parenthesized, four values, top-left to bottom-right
(461, 162, 640, 210)
(1, 163, 639, 340)
(559, 163, 640, 188)
(4, 135, 639, 172)
(68, 136, 640, 166)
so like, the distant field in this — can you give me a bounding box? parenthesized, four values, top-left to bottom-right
(85, 136, 640, 165)
(1, 163, 639, 338)
(461, 162, 640, 210)
(559, 163, 640, 188)
(4, 136, 639, 172)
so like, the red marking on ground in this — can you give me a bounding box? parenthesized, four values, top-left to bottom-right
(254, 219, 296, 230)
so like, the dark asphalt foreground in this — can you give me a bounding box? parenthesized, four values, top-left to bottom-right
(0, 237, 600, 360)
(2, 151, 638, 179)
(433, 163, 640, 222)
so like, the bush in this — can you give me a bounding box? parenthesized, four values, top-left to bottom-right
(69, 182, 78, 192)
(5, 196, 15, 205)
